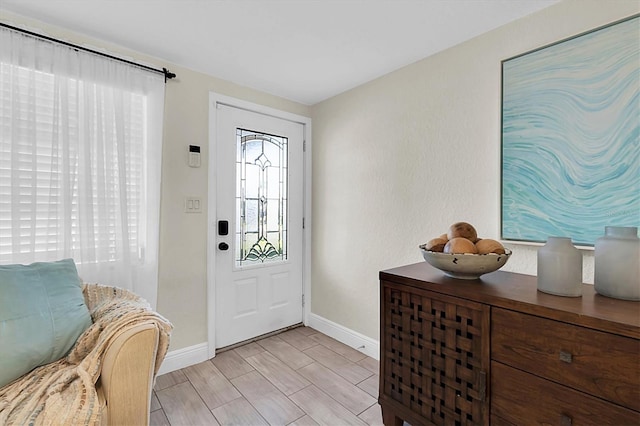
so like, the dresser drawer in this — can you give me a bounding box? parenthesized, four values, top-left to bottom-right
(491, 307, 640, 410)
(491, 362, 640, 425)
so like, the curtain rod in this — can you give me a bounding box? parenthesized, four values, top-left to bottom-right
(1, 22, 177, 82)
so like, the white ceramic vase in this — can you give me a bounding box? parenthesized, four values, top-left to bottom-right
(594, 226, 640, 301)
(537, 237, 582, 297)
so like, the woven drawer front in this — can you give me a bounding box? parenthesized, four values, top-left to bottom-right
(382, 286, 487, 425)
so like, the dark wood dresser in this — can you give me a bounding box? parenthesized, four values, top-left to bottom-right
(379, 262, 640, 426)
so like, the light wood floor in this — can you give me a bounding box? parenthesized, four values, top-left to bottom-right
(150, 326, 384, 426)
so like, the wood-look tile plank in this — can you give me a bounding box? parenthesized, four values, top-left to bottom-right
(149, 409, 171, 426)
(279, 328, 319, 351)
(358, 404, 384, 426)
(183, 360, 241, 410)
(212, 349, 255, 379)
(357, 375, 379, 398)
(154, 369, 188, 391)
(309, 333, 367, 362)
(295, 326, 318, 336)
(231, 371, 305, 425)
(211, 397, 269, 426)
(298, 362, 376, 415)
(156, 381, 220, 425)
(287, 414, 320, 425)
(289, 385, 367, 426)
(257, 335, 314, 370)
(304, 344, 373, 385)
(357, 357, 380, 375)
(245, 351, 310, 395)
(153, 331, 383, 426)
(233, 342, 266, 359)
(150, 391, 162, 412)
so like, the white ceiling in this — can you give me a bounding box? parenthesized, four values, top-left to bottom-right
(1, 0, 559, 105)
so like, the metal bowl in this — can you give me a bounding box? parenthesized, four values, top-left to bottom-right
(419, 246, 512, 280)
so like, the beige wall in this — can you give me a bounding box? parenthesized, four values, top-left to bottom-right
(0, 10, 311, 351)
(3, 0, 639, 350)
(310, 0, 639, 341)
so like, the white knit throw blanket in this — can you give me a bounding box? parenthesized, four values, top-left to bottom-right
(0, 283, 172, 425)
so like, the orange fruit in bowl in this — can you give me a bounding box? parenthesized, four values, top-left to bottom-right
(444, 237, 478, 254)
(424, 237, 447, 252)
(476, 238, 506, 254)
(447, 222, 478, 242)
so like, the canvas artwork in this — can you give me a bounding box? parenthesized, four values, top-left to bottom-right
(501, 15, 640, 246)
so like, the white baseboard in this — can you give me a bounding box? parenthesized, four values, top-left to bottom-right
(307, 313, 380, 360)
(157, 315, 379, 376)
(157, 342, 208, 375)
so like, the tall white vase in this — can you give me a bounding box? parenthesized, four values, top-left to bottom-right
(537, 237, 582, 297)
(594, 226, 640, 301)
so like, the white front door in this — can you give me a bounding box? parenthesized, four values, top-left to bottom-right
(214, 104, 304, 349)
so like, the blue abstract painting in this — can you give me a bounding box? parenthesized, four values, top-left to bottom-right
(501, 15, 640, 246)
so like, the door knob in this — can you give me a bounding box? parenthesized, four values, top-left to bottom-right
(218, 242, 229, 251)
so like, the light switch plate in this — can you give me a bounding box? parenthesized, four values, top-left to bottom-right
(185, 196, 202, 213)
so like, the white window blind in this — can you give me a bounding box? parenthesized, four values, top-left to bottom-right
(0, 27, 165, 308)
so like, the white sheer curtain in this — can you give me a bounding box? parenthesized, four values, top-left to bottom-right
(0, 27, 165, 308)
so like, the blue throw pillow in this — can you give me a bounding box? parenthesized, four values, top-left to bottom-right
(0, 258, 92, 388)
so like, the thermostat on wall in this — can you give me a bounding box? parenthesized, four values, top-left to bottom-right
(188, 145, 201, 168)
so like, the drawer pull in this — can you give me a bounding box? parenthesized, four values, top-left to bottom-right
(560, 414, 572, 426)
(559, 350, 572, 363)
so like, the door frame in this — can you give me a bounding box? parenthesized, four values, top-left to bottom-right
(207, 92, 312, 358)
